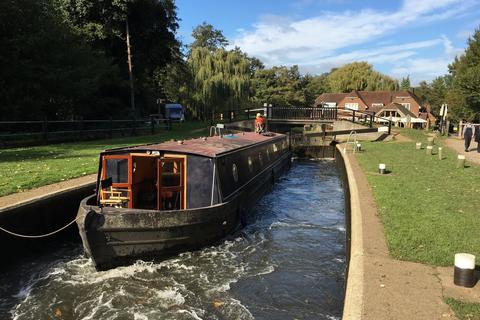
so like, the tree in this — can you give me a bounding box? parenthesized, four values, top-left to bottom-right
(303, 73, 331, 106)
(188, 47, 252, 116)
(0, 0, 120, 120)
(56, 0, 181, 115)
(400, 76, 411, 90)
(190, 22, 229, 50)
(327, 62, 398, 93)
(449, 27, 480, 117)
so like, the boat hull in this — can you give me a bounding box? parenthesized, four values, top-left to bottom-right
(76, 152, 291, 270)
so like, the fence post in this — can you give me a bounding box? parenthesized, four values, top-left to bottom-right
(370, 114, 373, 128)
(352, 110, 356, 123)
(150, 115, 155, 135)
(42, 117, 48, 144)
(109, 117, 113, 138)
(388, 120, 392, 135)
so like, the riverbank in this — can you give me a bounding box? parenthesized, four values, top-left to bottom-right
(0, 122, 208, 198)
(349, 130, 480, 319)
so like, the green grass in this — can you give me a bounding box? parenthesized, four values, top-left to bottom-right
(355, 131, 480, 266)
(0, 121, 208, 197)
(446, 298, 480, 320)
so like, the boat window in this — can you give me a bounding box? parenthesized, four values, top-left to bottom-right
(232, 163, 238, 182)
(105, 158, 128, 183)
(158, 157, 185, 211)
(248, 157, 253, 173)
(161, 161, 181, 187)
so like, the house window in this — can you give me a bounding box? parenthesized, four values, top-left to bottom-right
(345, 103, 359, 111)
(372, 103, 383, 108)
(324, 102, 336, 108)
(400, 103, 411, 110)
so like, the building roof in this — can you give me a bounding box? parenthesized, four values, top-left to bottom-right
(375, 102, 417, 118)
(315, 90, 423, 110)
(106, 131, 285, 158)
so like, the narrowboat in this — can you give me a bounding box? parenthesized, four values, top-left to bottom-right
(76, 131, 291, 270)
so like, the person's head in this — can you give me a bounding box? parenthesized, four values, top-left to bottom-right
(256, 113, 262, 118)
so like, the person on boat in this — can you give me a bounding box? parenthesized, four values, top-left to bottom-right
(255, 113, 265, 133)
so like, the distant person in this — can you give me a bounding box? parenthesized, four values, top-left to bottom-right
(463, 121, 475, 152)
(255, 113, 265, 133)
(475, 124, 480, 153)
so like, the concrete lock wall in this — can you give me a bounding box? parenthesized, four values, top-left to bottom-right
(0, 183, 95, 263)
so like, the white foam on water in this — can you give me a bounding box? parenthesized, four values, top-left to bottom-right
(154, 287, 186, 307)
(177, 309, 204, 320)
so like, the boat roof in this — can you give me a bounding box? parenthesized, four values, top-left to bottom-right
(107, 131, 285, 158)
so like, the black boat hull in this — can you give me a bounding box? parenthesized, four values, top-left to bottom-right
(77, 152, 291, 270)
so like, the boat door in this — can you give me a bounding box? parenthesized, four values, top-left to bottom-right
(157, 157, 186, 210)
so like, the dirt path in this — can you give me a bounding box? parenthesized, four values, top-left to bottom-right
(0, 174, 96, 209)
(345, 151, 460, 319)
(444, 137, 480, 164)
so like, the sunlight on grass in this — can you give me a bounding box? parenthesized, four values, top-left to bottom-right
(446, 298, 480, 320)
(355, 133, 480, 266)
(0, 122, 208, 197)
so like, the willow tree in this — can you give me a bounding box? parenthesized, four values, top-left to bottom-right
(327, 62, 398, 93)
(188, 47, 252, 117)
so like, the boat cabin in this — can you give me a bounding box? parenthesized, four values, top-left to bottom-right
(97, 132, 288, 211)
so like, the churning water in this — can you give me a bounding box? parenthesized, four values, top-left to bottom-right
(0, 160, 345, 320)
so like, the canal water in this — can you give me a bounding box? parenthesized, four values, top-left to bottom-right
(0, 160, 346, 320)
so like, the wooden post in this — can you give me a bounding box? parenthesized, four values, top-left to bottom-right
(109, 117, 113, 138)
(42, 117, 48, 144)
(150, 115, 154, 135)
(457, 155, 465, 168)
(446, 120, 450, 136)
(426, 145, 433, 155)
(416, 142, 422, 150)
(427, 137, 434, 146)
(352, 110, 356, 123)
(388, 120, 392, 135)
(458, 120, 463, 139)
(438, 147, 443, 160)
(247, 108, 250, 120)
(370, 114, 373, 128)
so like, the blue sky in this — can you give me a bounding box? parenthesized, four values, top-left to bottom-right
(176, 0, 480, 85)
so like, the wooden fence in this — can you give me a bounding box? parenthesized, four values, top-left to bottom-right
(0, 117, 171, 148)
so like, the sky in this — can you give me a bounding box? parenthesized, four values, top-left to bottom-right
(176, 0, 480, 85)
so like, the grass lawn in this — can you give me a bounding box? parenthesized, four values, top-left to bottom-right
(446, 298, 480, 320)
(355, 129, 480, 266)
(0, 121, 209, 197)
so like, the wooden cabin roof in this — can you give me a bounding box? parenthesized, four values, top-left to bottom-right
(108, 131, 285, 158)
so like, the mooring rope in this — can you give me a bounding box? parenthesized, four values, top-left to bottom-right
(0, 217, 77, 239)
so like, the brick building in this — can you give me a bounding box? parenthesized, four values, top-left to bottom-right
(314, 90, 424, 117)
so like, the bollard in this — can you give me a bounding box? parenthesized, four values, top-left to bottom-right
(457, 155, 466, 168)
(378, 163, 386, 174)
(426, 145, 433, 155)
(415, 142, 422, 150)
(454, 253, 476, 288)
(427, 137, 434, 146)
(356, 143, 362, 152)
(438, 147, 443, 160)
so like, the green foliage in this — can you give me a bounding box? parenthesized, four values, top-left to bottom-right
(327, 62, 399, 93)
(252, 65, 310, 107)
(445, 298, 480, 319)
(0, 0, 121, 120)
(413, 76, 452, 116)
(400, 76, 411, 90)
(449, 27, 480, 119)
(356, 132, 480, 266)
(190, 22, 229, 50)
(188, 47, 252, 113)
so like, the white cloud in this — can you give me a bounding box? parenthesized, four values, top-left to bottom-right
(230, 0, 478, 82)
